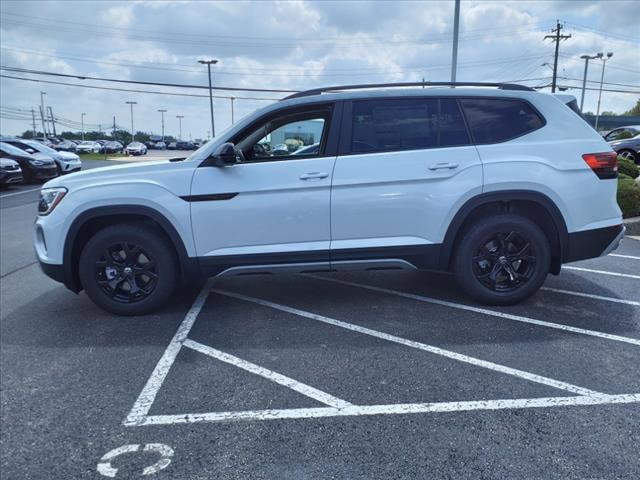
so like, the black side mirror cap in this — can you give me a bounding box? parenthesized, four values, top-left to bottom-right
(206, 142, 238, 167)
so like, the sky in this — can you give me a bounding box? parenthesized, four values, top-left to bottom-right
(0, 0, 638, 139)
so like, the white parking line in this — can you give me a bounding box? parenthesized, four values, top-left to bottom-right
(0, 187, 41, 198)
(308, 276, 640, 347)
(135, 393, 640, 425)
(609, 253, 640, 260)
(212, 289, 602, 397)
(540, 287, 640, 306)
(183, 339, 352, 408)
(563, 266, 640, 280)
(124, 279, 213, 426)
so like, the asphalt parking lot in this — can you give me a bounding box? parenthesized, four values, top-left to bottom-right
(1, 161, 639, 479)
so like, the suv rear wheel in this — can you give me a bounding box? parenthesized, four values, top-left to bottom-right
(79, 223, 177, 315)
(452, 214, 550, 305)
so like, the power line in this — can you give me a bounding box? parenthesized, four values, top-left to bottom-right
(0, 74, 282, 101)
(0, 66, 298, 93)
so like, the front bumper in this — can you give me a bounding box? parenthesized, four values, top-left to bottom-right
(564, 224, 625, 263)
(0, 170, 23, 185)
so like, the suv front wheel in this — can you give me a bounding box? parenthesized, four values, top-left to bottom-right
(452, 214, 550, 305)
(79, 223, 177, 315)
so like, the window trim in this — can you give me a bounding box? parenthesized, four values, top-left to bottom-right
(229, 101, 341, 164)
(458, 96, 547, 145)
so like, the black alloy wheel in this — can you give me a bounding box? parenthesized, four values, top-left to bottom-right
(452, 214, 550, 305)
(96, 242, 158, 303)
(472, 230, 536, 293)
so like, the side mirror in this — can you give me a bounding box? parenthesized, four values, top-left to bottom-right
(208, 142, 238, 167)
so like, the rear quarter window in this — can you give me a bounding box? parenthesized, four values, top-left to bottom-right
(460, 98, 544, 144)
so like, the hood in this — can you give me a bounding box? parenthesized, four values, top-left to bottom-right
(57, 151, 80, 160)
(31, 152, 56, 163)
(42, 157, 196, 191)
(0, 158, 19, 167)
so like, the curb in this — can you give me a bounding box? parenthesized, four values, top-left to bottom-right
(624, 216, 640, 236)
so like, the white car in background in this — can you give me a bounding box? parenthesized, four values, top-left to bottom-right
(76, 141, 101, 154)
(125, 142, 147, 156)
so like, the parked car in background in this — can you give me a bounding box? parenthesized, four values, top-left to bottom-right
(0, 141, 57, 183)
(76, 141, 101, 154)
(102, 141, 123, 154)
(604, 125, 640, 142)
(175, 141, 196, 150)
(609, 134, 640, 164)
(55, 140, 77, 152)
(2, 138, 82, 175)
(0, 158, 23, 187)
(155, 141, 167, 150)
(35, 137, 56, 148)
(291, 142, 320, 156)
(167, 141, 177, 150)
(125, 141, 147, 155)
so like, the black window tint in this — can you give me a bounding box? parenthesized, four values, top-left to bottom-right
(461, 98, 544, 144)
(438, 99, 470, 147)
(351, 98, 438, 153)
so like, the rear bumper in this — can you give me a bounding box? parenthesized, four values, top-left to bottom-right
(564, 224, 625, 263)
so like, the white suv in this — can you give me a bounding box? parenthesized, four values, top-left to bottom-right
(34, 82, 624, 315)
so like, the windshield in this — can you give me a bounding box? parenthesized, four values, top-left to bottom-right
(25, 140, 57, 154)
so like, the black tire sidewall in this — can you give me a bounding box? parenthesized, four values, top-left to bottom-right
(79, 224, 177, 315)
(453, 215, 550, 305)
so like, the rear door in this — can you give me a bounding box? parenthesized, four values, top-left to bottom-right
(330, 97, 483, 265)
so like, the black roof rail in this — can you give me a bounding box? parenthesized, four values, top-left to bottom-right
(282, 81, 535, 100)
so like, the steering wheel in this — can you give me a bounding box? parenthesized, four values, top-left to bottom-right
(252, 143, 267, 157)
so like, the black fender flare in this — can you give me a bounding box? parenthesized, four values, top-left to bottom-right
(62, 205, 199, 292)
(439, 190, 569, 270)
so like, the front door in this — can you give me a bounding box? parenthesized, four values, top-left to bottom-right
(189, 104, 338, 271)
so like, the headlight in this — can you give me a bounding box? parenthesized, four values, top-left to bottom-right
(38, 187, 67, 215)
(29, 159, 46, 166)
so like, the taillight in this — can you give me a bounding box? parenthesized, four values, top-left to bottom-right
(582, 152, 618, 179)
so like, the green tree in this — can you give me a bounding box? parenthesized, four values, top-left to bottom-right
(623, 99, 640, 116)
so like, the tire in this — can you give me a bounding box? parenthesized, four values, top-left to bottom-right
(79, 223, 177, 315)
(452, 214, 550, 305)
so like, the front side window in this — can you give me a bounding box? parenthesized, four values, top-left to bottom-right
(236, 108, 331, 162)
(460, 98, 544, 144)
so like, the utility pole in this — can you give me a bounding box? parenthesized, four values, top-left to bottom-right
(450, 0, 460, 83)
(112, 116, 116, 138)
(125, 101, 137, 142)
(198, 59, 218, 137)
(544, 20, 571, 93)
(595, 52, 613, 131)
(158, 109, 167, 141)
(176, 115, 184, 141)
(31, 108, 37, 137)
(81, 113, 86, 141)
(47, 106, 57, 137)
(40, 91, 48, 137)
(39, 105, 47, 138)
(230, 97, 235, 124)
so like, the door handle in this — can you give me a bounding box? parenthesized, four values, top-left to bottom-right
(300, 172, 329, 180)
(428, 162, 459, 171)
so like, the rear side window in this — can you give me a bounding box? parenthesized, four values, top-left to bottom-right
(460, 98, 544, 144)
(350, 98, 470, 153)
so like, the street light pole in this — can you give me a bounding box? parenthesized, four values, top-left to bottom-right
(176, 115, 184, 141)
(595, 52, 613, 132)
(81, 112, 86, 141)
(450, 0, 460, 83)
(579, 53, 602, 111)
(158, 109, 167, 141)
(230, 97, 235, 124)
(198, 59, 218, 137)
(125, 101, 137, 142)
